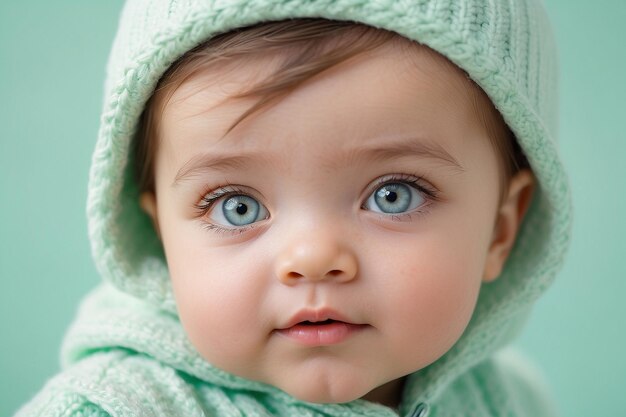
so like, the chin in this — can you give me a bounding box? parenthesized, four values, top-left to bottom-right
(281, 381, 368, 404)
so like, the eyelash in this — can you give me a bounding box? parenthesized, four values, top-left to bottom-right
(193, 184, 259, 235)
(193, 174, 440, 235)
(363, 173, 440, 221)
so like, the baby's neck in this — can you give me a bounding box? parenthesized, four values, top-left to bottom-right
(360, 376, 406, 409)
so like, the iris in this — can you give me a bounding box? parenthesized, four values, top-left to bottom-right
(223, 195, 262, 226)
(370, 183, 424, 214)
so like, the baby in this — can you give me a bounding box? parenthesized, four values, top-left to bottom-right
(16, 1, 572, 417)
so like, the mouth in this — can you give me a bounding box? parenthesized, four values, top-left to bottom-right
(275, 309, 368, 346)
(278, 307, 356, 329)
(298, 319, 340, 326)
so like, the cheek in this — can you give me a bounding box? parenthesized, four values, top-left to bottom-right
(162, 222, 271, 366)
(369, 229, 486, 365)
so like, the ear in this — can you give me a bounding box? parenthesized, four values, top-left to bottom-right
(483, 169, 535, 282)
(140, 191, 161, 239)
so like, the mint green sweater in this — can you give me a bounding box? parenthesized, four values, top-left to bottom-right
(15, 1, 571, 416)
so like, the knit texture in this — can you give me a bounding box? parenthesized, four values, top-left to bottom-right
(16, 0, 571, 416)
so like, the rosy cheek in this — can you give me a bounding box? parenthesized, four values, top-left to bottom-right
(169, 243, 270, 361)
(379, 238, 481, 353)
(175, 278, 251, 363)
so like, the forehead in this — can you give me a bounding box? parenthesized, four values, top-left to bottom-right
(156, 40, 492, 175)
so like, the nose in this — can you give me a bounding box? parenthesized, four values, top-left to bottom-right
(274, 235, 358, 285)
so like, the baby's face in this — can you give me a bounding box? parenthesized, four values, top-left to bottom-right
(145, 43, 506, 404)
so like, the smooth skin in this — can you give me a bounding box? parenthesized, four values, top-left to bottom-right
(140, 41, 534, 408)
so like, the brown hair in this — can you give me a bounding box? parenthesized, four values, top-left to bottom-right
(135, 18, 528, 199)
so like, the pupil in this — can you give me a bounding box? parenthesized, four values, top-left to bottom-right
(386, 191, 398, 202)
(236, 203, 248, 215)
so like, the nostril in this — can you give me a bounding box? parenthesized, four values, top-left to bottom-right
(327, 270, 343, 277)
(286, 271, 304, 280)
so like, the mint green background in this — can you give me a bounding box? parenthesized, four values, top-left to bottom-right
(1, 1, 624, 415)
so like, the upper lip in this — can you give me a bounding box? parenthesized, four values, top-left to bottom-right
(278, 308, 356, 330)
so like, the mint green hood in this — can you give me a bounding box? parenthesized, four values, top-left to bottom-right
(54, 0, 572, 415)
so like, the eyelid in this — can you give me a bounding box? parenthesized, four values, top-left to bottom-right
(195, 184, 266, 213)
(194, 185, 270, 235)
(363, 173, 440, 203)
(194, 184, 245, 215)
(360, 173, 440, 221)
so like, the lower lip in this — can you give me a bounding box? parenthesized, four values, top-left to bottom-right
(276, 322, 367, 346)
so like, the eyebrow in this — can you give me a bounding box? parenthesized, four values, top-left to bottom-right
(172, 136, 463, 186)
(328, 137, 464, 172)
(173, 153, 261, 186)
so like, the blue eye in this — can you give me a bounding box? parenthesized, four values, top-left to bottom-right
(212, 194, 269, 226)
(365, 182, 426, 214)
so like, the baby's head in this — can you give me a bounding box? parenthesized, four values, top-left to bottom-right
(134, 19, 535, 406)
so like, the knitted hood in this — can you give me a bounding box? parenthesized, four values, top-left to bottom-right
(65, 0, 571, 415)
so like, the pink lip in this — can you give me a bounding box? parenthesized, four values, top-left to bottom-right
(275, 308, 368, 346)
